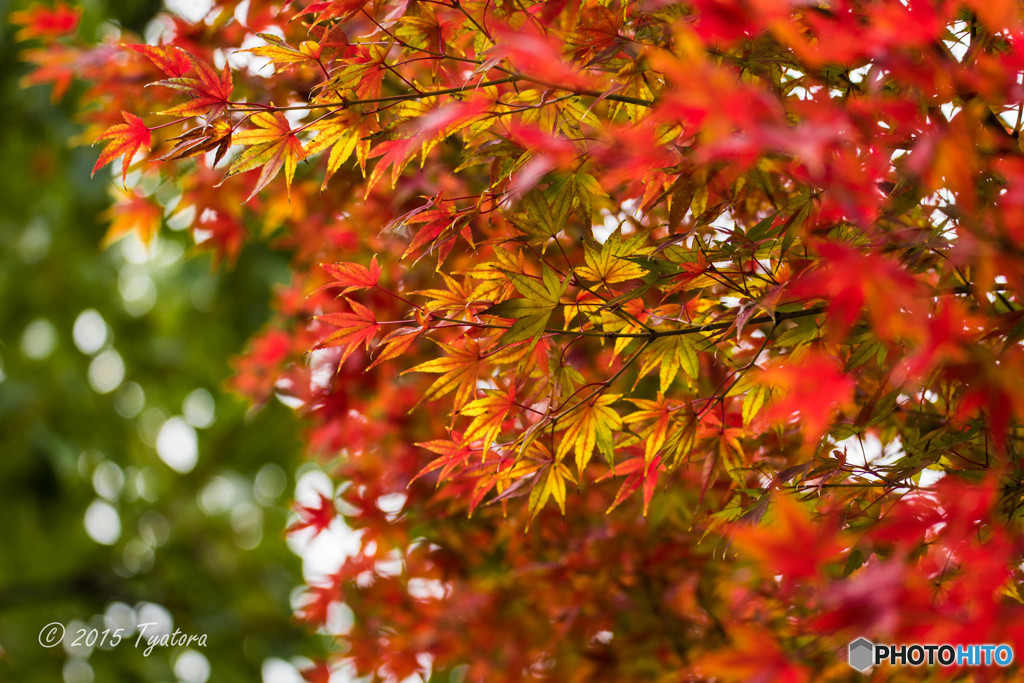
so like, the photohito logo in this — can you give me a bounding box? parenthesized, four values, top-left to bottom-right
(847, 637, 1014, 672)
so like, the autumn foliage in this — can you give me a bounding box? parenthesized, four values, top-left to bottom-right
(17, 0, 1024, 678)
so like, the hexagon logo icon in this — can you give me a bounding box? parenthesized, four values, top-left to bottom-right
(848, 637, 875, 672)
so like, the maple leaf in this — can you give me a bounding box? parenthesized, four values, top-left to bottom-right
(367, 324, 423, 371)
(305, 114, 365, 190)
(511, 187, 574, 240)
(696, 624, 810, 683)
(459, 386, 517, 454)
(366, 138, 417, 195)
(314, 299, 380, 367)
(757, 351, 855, 446)
(411, 434, 478, 485)
(365, 101, 487, 195)
(788, 241, 921, 341)
(399, 205, 462, 261)
(403, 337, 483, 410)
(730, 494, 849, 586)
(483, 266, 567, 347)
(226, 110, 306, 201)
(527, 461, 576, 524)
(298, 583, 342, 625)
(318, 256, 381, 295)
(101, 189, 161, 247)
(556, 394, 621, 471)
(231, 329, 292, 401)
(299, 661, 333, 683)
(488, 24, 593, 89)
(598, 455, 662, 515)
(300, 0, 369, 25)
(11, 2, 80, 41)
(241, 33, 324, 72)
(128, 44, 191, 78)
(623, 395, 680, 464)
(157, 52, 233, 119)
(576, 229, 653, 284)
(92, 111, 151, 186)
(636, 334, 700, 392)
(287, 492, 336, 537)
(161, 119, 233, 167)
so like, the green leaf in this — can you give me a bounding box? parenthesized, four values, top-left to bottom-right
(482, 266, 566, 346)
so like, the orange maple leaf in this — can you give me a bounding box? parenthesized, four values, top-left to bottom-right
(128, 44, 191, 78)
(404, 337, 484, 409)
(318, 256, 381, 294)
(226, 110, 306, 201)
(101, 189, 161, 246)
(696, 624, 810, 683)
(314, 299, 380, 367)
(460, 386, 517, 454)
(92, 111, 151, 186)
(411, 433, 479, 485)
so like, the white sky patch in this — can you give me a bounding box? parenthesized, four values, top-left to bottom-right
(21, 318, 57, 360)
(593, 209, 620, 243)
(290, 468, 363, 583)
(261, 658, 304, 683)
(375, 549, 403, 577)
(377, 492, 407, 516)
(294, 522, 362, 584)
(408, 578, 448, 601)
(917, 469, 946, 487)
(283, 109, 309, 129)
(254, 463, 288, 505)
(84, 500, 121, 545)
(325, 602, 355, 636)
(165, 0, 213, 24)
(119, 265, 157, 317)
(834, 434, 916, 486)
(136, 602, 174, 637)
(308, 348, 339, 391)
(156, 416, 199, 473)
(174, 649, 211, 683)
(93, 461, 125, 501)
(198, 475, 241, 516)
(234, 0, 250, 24)
(232, 31, 281, 76)
(88, 349, 126, 394)
(183, 388, 216, 428)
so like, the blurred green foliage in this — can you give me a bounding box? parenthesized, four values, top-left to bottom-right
(0, 1, 317, 680)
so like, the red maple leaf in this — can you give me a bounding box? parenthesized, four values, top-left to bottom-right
(298, 583, 341, 625)
(157, 52, 234, 119)
(288, 493, 337, 537)
(731, 494, 849, 587)
(757, 351, 855, 446)
(300, 661, 333, 683)
(11, 2, 80, 41)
